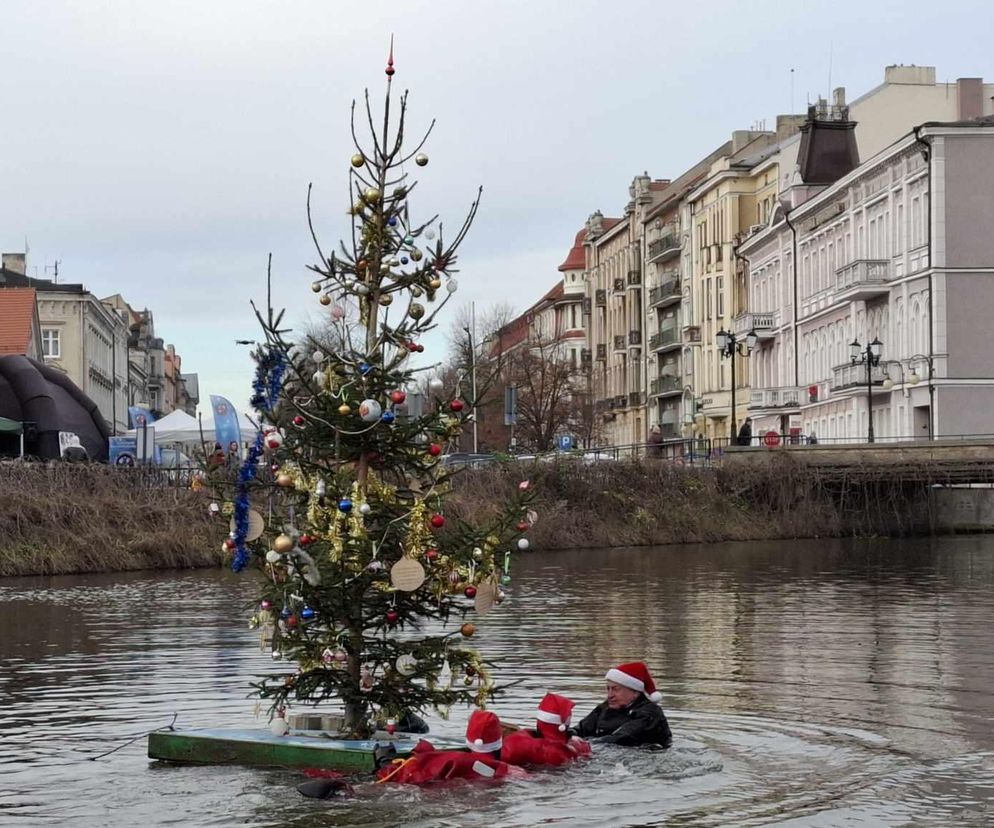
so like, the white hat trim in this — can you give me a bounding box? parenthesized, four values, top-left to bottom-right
(467, 736, 503, 753)
(605, 667, 645, 694)
(535, 709, 562, 725)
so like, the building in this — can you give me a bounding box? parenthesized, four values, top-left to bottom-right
(738, 114, 994, 441)
(0, 287, 43, 360)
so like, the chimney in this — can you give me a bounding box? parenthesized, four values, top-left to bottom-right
(957, 78, 983, 121)
(2, 253, 27, 275)
(796, 103, 860, 185)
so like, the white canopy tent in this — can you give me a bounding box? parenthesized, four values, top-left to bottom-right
(127, 409, 260, 445)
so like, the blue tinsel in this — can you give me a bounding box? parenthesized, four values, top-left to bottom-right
(232, 347, 286, 572)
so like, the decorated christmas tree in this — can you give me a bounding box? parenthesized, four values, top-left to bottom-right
(228, 45, 535, 738)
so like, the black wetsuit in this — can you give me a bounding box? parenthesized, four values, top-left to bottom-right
(574, 696, 672, 747)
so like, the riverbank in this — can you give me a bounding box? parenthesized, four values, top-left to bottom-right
(0, 464, 225, 577)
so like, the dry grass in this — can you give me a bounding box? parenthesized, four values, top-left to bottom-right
(0, 463, 227, 576)
(446, 454, 936, 549)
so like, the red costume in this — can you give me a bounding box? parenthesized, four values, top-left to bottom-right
(501, 693, 591, 768)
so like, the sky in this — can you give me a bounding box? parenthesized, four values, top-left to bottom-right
(2, 0, 993, 410)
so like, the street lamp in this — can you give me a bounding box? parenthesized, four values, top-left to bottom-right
(462, 312, 478, 453)
(850, 337, 883, 443)
(716, 327, 758, 441)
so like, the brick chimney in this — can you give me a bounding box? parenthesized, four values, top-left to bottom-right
(957, 78, 983, 121)
(796, 99, 860, 185)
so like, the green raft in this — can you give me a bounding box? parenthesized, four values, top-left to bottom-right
(148, 728, 427, 773)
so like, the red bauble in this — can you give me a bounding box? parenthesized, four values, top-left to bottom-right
(287, 615, 298, 628)
(464, 586, 477, 599)
(293, 415, 305, 427)
(386, 722, 396, 734)
(416, 344, 425, 353)
(425, 548, 439, 561)
(428, 443, 442, 457)
(299, 534, 312, 547)
(223, 538, 236, 551)
(516, 521, 529, 532)
(407, 341, 419, 353)
(449, 399, 464, 412)
(386, 609, 400, 625)
(430, 514, 446, 529)
(390, 390, 406, 404)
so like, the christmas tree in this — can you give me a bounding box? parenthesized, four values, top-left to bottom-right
(229, 44, 535, 738)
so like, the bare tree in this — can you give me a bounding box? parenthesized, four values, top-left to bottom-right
(504, 337, 583, 452)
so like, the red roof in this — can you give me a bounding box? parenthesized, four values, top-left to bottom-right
(558, 229, 587, 271)
(0, 288, 38, 356)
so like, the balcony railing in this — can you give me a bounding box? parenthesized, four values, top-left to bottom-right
(595, 343, 607, 360)
(628, 391, 644, 407)
(628, 330, 642, 347)
(733, 310, 777, 338)
(648, 277, 680, 307)
(748, 387, 805, 409)
(648, 233, 680, 262)
(650, 374, 682, 396)
(649, 325, 680, 351)
(595, 289, 606, 306)
(831, 362, 888, 391)
(835, 259, 890, 292)
(627, 270, 641, 287)
(613, 335, 627, 351)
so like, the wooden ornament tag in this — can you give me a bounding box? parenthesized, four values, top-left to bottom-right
(474, 581, 497, 615)
(230, 509, 265, 541)
(390, 556, 426, 591)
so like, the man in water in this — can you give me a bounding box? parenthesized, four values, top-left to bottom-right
(502, 693, 591, 767)
(574, 661, 672, 748)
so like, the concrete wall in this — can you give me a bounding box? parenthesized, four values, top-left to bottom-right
(943, 135, 994, 269)
(937, 386, 994, 436)
(944, 273, 994, 378)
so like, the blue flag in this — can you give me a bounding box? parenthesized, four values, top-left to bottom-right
(210, 395, 242, 451)
(129, 406, 155, 428)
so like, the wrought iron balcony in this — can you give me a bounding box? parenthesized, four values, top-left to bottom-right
(649, 277, 680, 307)
(650, 374, 682, 396)
(649, 325, 680, 352)
(628, 391, 643, 407)
(648, 233, 680, 262)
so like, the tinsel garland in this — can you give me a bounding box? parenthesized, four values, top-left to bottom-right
(233, 347, 286, 572)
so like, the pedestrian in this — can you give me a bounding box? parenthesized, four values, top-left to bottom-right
(502, 693, 592, 767)
(807, 429, 818, 445)
(647, 424, 664, 458)
(736, 417, 753, 446)
(574, 661, 672, 748)
(226, 441, 241, 471)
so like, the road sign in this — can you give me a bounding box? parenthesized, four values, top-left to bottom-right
(558, 435, 573, 451)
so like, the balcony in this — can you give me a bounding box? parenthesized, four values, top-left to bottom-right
(648, 277, 681, 308)
(627, 270, 641, 288)
(650, 374, 682, 397)
(649, 324, 680, 352)
(748, 387, 805, 410)
(595, 343, 607, 360)
(732, 310, 777, 340)
(613, 335, 627, 352)
(648, 233, 680, 262)
(612, 277, 626, 294)
(628, 330, 642, 347)
(835, 259, 890, 300)
(595, 289, 607, 307)
(628, 391, 644, 407)
(831, 362, 888, 391)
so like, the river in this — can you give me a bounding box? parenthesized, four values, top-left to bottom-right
(2, 536, 994, 827)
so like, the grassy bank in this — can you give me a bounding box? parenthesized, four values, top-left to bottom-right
(0, 464, 226, 577)
(447, 455, 936, 549)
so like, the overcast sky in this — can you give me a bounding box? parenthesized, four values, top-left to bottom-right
(2, 0, 992, 409)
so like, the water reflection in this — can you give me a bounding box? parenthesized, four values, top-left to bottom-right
(1, 537, 993, 826)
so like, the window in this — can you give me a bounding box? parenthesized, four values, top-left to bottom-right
(42, 329, 60, 358)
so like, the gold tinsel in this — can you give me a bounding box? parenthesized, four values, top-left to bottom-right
(403, 500, 432, 560)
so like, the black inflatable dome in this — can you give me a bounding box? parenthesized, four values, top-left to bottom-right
(0, 355, 111, 461)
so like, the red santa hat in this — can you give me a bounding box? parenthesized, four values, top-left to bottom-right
(465, 709, 503, 753)
(605, 661, 663, 703)
(535, 693, 575, 733)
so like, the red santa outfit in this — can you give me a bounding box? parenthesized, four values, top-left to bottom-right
(502, 693, 592, 767)
(375, 710, 520, 785)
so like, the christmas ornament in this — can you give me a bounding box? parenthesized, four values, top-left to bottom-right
(265, 550, 282, 564)
(337, 403, 352, 416)
(425, 548, 439, 562)
(516, 521, 529, 531)
(299, 534, 313, 546)
(447, 571, 461, 586)
(209, 502, 220, 514)
(270, 714, 290, 736)
(411, 248, 423, 261)
(311, 281, 322, 293)
(415, 153, 428, 166)
(273, 534, 294, 553)
(359, 502, 372, 516)
(359, 399, 382, 422)
(364, 187, 381, 202)
(267, 432, 284, 450)
(388, 216, 398, 227)
(276, 473, 295, 488)
(230, 509, 265, 542)
(391, 556, 426, 591)
(330, 304, 345, 320)
(496, 590, 506, 603)
(350, 153, 365, 167)
(425, 229, 436, 240)
(367, 560, 385, 572)
(287, 615, 298, 628)
(401, 256, 409, 265)
(378, 293, 393, 306)
(300, 606, 316, 621)
(429, 276, 442, 289)
(430, 514, 446, 529)
(334, 649, 348, 663)
(386, 609, 400, 625)
(338, 498, 353, 513)
(429, 377, 444, 391)
(386, 718, 397, 735)
(428, 443, 442, 457)
(359, 362, 373, 375)
(446, 279, 458, 293)
(322, 648, 335, 665)
(293, 415, 305, 427)
(319, 295, 331, 306)
(474, 582, 497, 615)
(381, 411, 396, 424)
(312, 370, 326, 386)
(472, 547, 483, 560)
(463, 585, 477, 599)
(390, 390, 406, 404)
(395, 654, 417, 676)
(271, 651, 283, 661)
(439, 660, 453, 688)
(460, 623, 476, 637)
(518, 538, 530, 551)
(449, 399, 465, 413)
(312, 349, 324, 363)
(408, 302, 425, 320)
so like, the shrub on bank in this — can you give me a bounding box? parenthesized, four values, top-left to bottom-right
(0, 463, 226, 577)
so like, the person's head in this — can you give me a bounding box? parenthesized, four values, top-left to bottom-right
(604, 662, 662, 709)
(535, 693, 575, 742)
(466, 709, 503, 758)
(213, 442, 222, 452)
(650, 424, 661, 434)
(229, 441, 238, 452)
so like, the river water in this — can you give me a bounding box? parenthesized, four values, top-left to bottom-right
(2, 537, 994, 827)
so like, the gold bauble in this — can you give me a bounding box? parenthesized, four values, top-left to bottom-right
(411, 249, 423, 262)
(408, 302, 425, 320)
(428, 277, 442, 290)
(415, 153, 429, 167)
(460, 623, 476, 638)
(393, 186, 407, 198)
(426, 290, 436, 303)
(319, 295, 331, 306)
(338, 404, 352, 416)
(364, 187, 381, 202)
(350, 153, 365, 168)
(310, 282, 321, 293)
(353, 200, 365, 213)
(411, 286, 423, 298)
(378, 293, 393, 306)
(273, 534, 294, 554)
(357, 259, 368, 272)
(276, 473, 295, 488)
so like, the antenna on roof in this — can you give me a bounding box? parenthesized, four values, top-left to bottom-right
(45, 260, 60, 284)
(827, 42, 833, 101)
(790, 67, 795, 114)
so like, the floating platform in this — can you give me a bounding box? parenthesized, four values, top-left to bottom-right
(148, 728, 424, 773)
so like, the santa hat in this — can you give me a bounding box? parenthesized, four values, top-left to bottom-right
(605, 661, 663, 703)
(535, 693, 575, 732)
(465, 710, 503, 753)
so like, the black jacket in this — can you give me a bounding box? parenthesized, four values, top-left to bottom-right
(574, 696, 672, 747)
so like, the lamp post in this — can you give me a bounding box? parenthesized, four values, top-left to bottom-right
(716, 327, 758, 441)
(907, 353, 935, 440)
(850, 337, 883, 443)
(462, 307, 478, 453)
